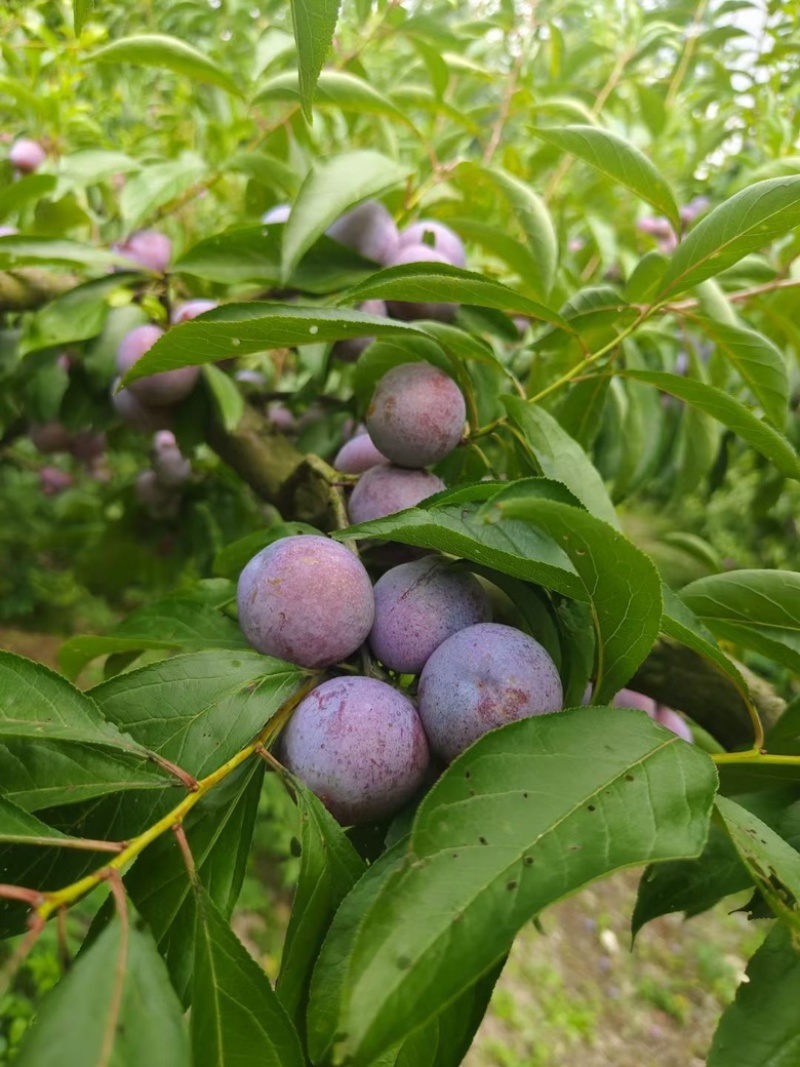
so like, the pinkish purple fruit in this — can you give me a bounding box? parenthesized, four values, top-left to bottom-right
(369, 556, 490, 674)
(39, 466, 73, 496)
(332, 300, 388, 363)
(348, 465, 445, 524)
(171, 299, 217, 324)
(117, 325, 199, 407)
(385, 244, 457, 322)
(152, 434, 191, 488)
(9, 139, 45, 174)
(262, 204, 292, 224)
(69, 430, 106, 464)
(418, 622, 563, 762)
(367, 362, 465, 468)
(333, 433, 387, 475)
(400, 220, 466, 268)
(237, 535, 375, 669)
(112, 380, 172, 432)
(654, 707, 693, 742)
(327, 200, 400, 265)
(280, 676, 429, 824)
(135, 469, 180, 520)
(612, 688, 657, 717)
(115, 230, 172, 273)
(30, 422, 72, 455)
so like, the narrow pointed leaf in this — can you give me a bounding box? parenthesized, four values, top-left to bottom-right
(291, 0, 342, 120)
(531, 124, 680, 232)
(87, 34, 242, 96)
(695, 318, 789, 427)
(255, 71, 413, 129)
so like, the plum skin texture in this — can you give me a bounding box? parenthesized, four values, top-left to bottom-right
(117, 324, 199, 407)
(400, 220, 466, 268)
(367, 362, 466, 468)
(369, 557, 491, 675)
(418, 622, 563, 762)
(333, 432, 387, 475)
(280, 676, 429, 825)
(237, 535, 375, 669)
(348, 465, 445, 524)
(327, 200, 399, 266)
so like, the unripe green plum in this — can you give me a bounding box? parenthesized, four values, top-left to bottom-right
(333, 432, 387, 475)
(369, 556, 490, 674)
(400, 220, 466, 267)
(367, 362, 465, 468)
(117, 325, 199, 407)
(385, 244, 457, 322)
(418, 622, 563, 762)
(348, 465, 445, 524)
(9, 138, 45, 174)
(327, 200, 400, 265)
(237, 535, 375, 668)
(280, 676, 429, 824)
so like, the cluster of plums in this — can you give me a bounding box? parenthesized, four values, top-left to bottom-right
(237, 533, 564, 824)
(135, 431, 192, 519)
(332, 360, 466, 525)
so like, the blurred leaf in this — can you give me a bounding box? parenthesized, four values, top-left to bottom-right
(622, 370, 800, 480)
(335, 709, 716, 1064)
(192, 887, 305, 1067)
(20, 273, 134, 356)
(277, 786, 365, 1038)
(695, 318, 789, 427)
(0, 234, 137, 271)
(491, 496, 661, 702)
(658, 177, 800, 299)
(120, 155, 206, 231)
(0, 174, 56, 222)
(282, 150, 411, 279)
(291, 0, 342, 120)
(15, 908, 190, 1067)
(531, 124, 680, 232)
(708, 923, 800, 1067)
(59, 597, 247, 679)
(503, 396, 619, 527)
(255, 71, 413, 129)
(87, 34, 242, 96)
(203, 364, 245, 433)
(682, 570, 800, 673)
(73, 0, 94, 33)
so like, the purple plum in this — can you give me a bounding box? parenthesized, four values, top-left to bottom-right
(0, 226, 19, 237)
(39, 466, 72, 496)
(117, 324, 199, 407)
(655, 707, 693, 742)
(612, 688, 657, 717)
(9, 139, 45, 174)
(385, 244, 457, 322)
(135, 469, 180, 520)
(280, 676, 429, 824)
(262, 204, 292, 224)
(267, 404, 296, 432)
(237, 535, 375, 668)
(171, 299, 217, 324)
(367, 362, 466, 468)
(332, 300, 388, 363)
(333, 432, 388, 475)
(112, 379, 172, 432)
(115, 230, 172, 273)
(152, 432, 191, 488)
(369, 556, 491, 674)
(30, 422, 71, 455)
(327, 200, 400, 265)
(348, 465, 445, 524)
(400, 219, 466, 268)
(69, 430, 106, 464)
(418, 622, 563, 762)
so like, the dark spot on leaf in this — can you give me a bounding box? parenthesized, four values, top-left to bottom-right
(625, 774, 634, 782)
(479, 836, 488, 845)
(524, 855, 534, 866)
(569, 845, 582, 851)
(507, 880, 518, 891)
(464, 769, 471, 779)
(289, 837, 302, 857)
(587, 805, 596, 813)
(469, 789, 476, 797)
(452, 853, 459, 859)
(397, 956, 411, 970)
(522, 792, 529, 799)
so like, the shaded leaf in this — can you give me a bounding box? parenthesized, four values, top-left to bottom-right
(87, 34, 241, 96)
(695, 318, 789, 427)
(203, 364, 245, 434)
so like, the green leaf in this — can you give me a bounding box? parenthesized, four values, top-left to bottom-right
(716, 796, 800, 927)
(87, 34, 242, 96)
(531, 124, 681, 233)
(277, 786, 364, 1038)
(708, 923, 800, 1067)
(121, 304, 424, 384)
(20, 273, 131, 356)
(335, 484, 585, 601)
(339, 262, 566, 328)
(490, 497, 662, 703)
(203, 364, 245, 434)
(682, 570, 800, 674)
(660, 585, 749, 698)
(192, 886, 305, 1067)
(282, 151, 412, 279)
(174, 226, 375, 292)
(91, 650, 306, 778)
(0, 174, 57, 222)
(73, 0, 93, 32)
(0, 796, 71, 846)
(291, 0, 342, 120)
(456, 164, 558, 299)
(502, 396, 619, 528)
(657, 177, 800, 299)
(120, 155, 207, 231)
(58, 597, 248, 679)
(0, 650, 151, 754)
(15, 909, 190, 1067)
(335, 708, 716, 1064)
(694, 318, 789, 427)
(0, 234, 137, 271)
(622, 370, 800, 480)
(255, 71, 413, 129)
